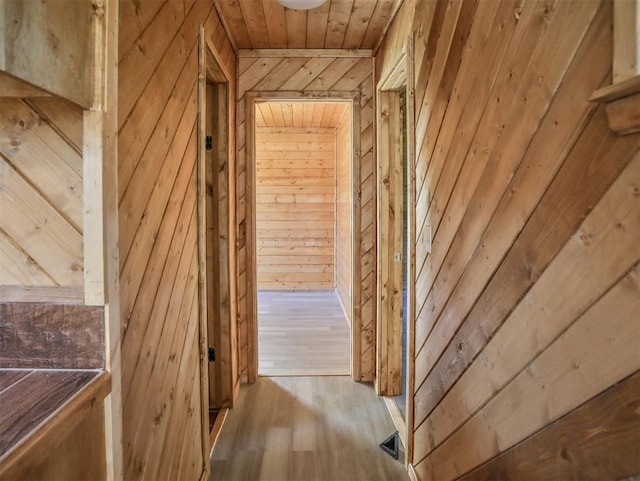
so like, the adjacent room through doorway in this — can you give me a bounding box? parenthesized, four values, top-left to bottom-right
(254, 100, 353, 376)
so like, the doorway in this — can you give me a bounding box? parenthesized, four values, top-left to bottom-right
(253, 100, 353, 376)
(376, 48, 416, 460)
(243, 92, 364, 382)
(197, 29, 235, 454)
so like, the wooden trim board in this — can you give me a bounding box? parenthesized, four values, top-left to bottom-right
(244, 90, 361, 383)
(208, 407, 229, 454)
(239, 49, 373, 58)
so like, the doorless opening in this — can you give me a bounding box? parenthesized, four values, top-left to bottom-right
(253, 100, 353, 377)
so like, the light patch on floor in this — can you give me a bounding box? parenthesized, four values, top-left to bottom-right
(258, 291, 350, 376)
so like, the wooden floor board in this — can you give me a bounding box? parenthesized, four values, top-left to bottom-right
(210, 376, 409, 481)
(258, 291, 350, 376)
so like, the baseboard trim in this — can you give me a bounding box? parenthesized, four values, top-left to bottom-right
(335, 288, 352, 327)
(209, 408, 229, 456)
(382, 395, 407, 447)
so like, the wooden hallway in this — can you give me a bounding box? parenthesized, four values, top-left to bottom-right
(209, 376, 408, 481)
(2, 1, 640, 480)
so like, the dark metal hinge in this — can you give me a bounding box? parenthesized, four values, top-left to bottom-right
(208, 347, 216, 362)
(206, 135, 213, 151)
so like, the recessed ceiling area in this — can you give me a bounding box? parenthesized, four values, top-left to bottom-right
(255, 101, 350, 128)
(213, 0, 401, 50)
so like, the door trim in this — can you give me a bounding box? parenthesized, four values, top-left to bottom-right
(375, 43, 416, 464)
(244, 91, 362, 382)
(196, 26, 234, 472)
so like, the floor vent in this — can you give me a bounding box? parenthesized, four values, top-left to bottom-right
(379, 431, 399, 460)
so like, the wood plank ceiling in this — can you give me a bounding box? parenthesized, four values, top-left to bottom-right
(255, 101, 349, 127)
(213, 0, 401, 50)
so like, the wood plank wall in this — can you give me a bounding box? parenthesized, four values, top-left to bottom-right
(376, 0, 640, 479)
(237, 52, 375, 381)
(335, 106, 352, 322)
(117, 1, 235, 479)
(255, 127, 336, 290)
(0, 97, 84, 303)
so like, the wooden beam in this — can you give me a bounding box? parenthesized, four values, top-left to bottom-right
(238, 48, 373, 58)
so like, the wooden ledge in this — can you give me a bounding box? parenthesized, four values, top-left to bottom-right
(0, 370, 110, 479)
(590, 76, 640, 135)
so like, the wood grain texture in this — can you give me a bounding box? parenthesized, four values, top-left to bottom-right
(375, 0, 640, 475)
(118, 2, 236, 480)
(413, 1, 620, 424)
(0, 370, 96, 457)
(256, 102, 347, 128)
(256, 127, 336, 290)
(5, 401, 107, 481)
(0, 98, 84, 297)
(0, 371, 30, 393)
(210, 376, 409, 481)
(214, 0, 400, 50)
(376, 88, 405, 397)
(0, 371, 109, 481)
(612, 0, 639, 83)
(0, 72, 52, 98)
(0, 303, 104, 369)
(237, 53, 374, 382)
(416, 261, 640, 480)
(1, 0, 97, 107)
(26, 97, 83, 153)
(413, 104, 638, 429)
(458, 371, 640, 481)
(258, 291, 350, 376)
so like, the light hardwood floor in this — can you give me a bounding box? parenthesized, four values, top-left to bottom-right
(210, 376, 409, 481)
(258, 291, 350, 376)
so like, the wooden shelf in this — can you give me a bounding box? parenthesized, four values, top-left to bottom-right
(590, 75, 640, 135)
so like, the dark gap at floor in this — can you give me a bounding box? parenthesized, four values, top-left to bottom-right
(209, 409, 219, 433)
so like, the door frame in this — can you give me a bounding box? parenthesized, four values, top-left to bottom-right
(375, 44, 416, 462)
(196, 26, 235, 462)
(244, 91, 361, 382)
